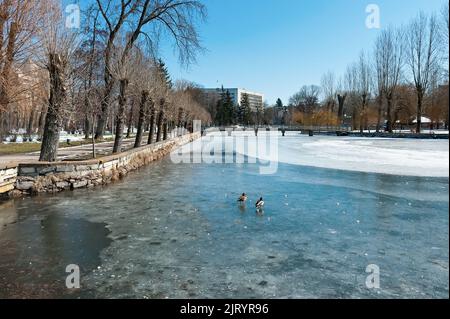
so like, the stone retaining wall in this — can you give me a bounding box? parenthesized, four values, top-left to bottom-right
(0, 164, 18, 195)
(3, 133, 199, 198)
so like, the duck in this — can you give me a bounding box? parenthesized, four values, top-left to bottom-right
(238, 193, 248, 202)
(255, 197, 265, 209)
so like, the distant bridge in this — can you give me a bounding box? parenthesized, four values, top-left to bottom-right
(204, 126, 449, 139)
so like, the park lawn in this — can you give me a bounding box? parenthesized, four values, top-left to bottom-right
(0, 137, 115, 155)
(0, 143, 42, 154)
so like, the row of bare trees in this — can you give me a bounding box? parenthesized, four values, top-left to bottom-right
(0, 0, 51, 142)
(284, 5, 448, 133)
(1, 0, 211, 161)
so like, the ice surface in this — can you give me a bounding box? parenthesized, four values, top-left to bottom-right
(1, 156, 447, 298)
(176, 132, 449, 177)
(1, 133, 448, 299)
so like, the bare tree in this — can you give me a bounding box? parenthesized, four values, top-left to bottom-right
(344, 63, 360, 130)
(76, 6, 105, 140)
(439, 2, 449, 77)
(171, 80, 210, 133)
(374, 27, 404, 133)
(321, 71, 337, 127)
(321, 71, 336, 113)
(0, 0, 48, 141)
(336, 78, 347, 125)
(289, 85, 321, 113)
(93, 0, 138, 139)
(133, 58, 163, 147)
(355, 51, 371, 133)
(94, 0, 206, 140)
(109, 42, 141, 153)
(38, 2, 78, 161)
(406, 12, 439, 133)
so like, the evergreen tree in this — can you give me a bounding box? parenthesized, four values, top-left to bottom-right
(275, 98, 286, 125)
(214, 88, 237, 126)
(157, 59, 173, 89)
(276, 98, 283, 109)
(240, 93, 252, 125)
(214, 88, 229, 125)
(223, 90, 235, 125)
(214, 97, 224, 125)
(236, 102, 244, 124)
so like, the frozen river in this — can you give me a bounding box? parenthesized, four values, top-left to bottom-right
(0, 134, 448, 298)
(188, 131, 449, 177)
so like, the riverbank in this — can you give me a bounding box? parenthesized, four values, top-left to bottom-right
(0, 133, 200, 199)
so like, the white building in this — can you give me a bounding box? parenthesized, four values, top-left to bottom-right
(201, 88, 264, 112)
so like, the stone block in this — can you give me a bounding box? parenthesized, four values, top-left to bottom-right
(38, 167, 56, 175)
(56, 165, 75, 173)
(56, 181, 70, 189)
(19, 167, 36, 175)
(75, 165, 92, 172)
(72, 180, 88, 189)
(0, 183, 14, 194)
(16, 181, 34, 191)
(2, 168, 17, 176)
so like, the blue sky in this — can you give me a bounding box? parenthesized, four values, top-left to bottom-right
(161, 0, 446, 104)
(75, 0, 446, 104)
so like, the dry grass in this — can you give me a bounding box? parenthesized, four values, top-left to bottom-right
(0, 138, 114, 155)
(0, 143, 41, 154)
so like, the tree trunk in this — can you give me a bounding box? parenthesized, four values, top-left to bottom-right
(37, 105, 47, 140)
(112, 79, 129, 153)
(337, 94, 346, 125)
(27, 107, 36, 137)
(95, 80, 113, 139)
(416, 92, 423, 133)
(376, 96, 383, 132)
(134, 91, 148, 148)
(177, 107, 183, 136)
(359, 108, 364, 134)
(352, 107, 358, 131)
(0, 110, 4, 142)
(40, 54, 66, 162)
(84, 113, 90, 139)
(147, 103, 156, 145)
(126, 99, 135, 138)
(156, 110, 164, 143)
(84, 92, 90, 139)
(386, 97, 393, 133)
(163, 120, 168, 140)
(360, 95, 368, 134)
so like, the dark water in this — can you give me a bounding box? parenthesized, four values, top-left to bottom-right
(0, 200, 110, 298)
(0, 157, 448, 299)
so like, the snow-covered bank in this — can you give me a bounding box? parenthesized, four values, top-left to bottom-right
(178, 131, 449, 177)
